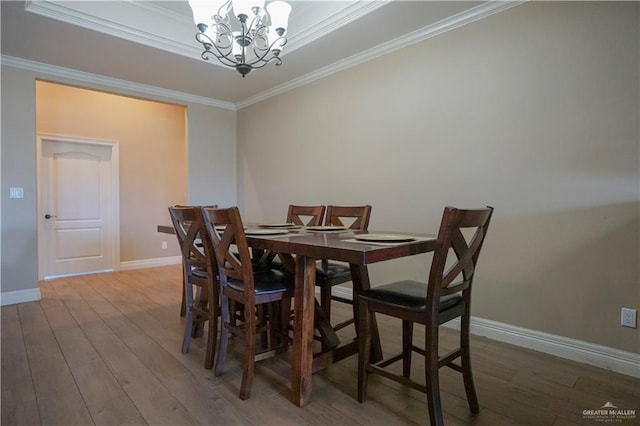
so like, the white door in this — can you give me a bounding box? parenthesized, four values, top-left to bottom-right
(39, 136, 119, 279)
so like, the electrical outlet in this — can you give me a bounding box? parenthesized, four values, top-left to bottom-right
(9, 187, 24, 199)
(161, 241, 168, 250)
(621, 308, 637, 328)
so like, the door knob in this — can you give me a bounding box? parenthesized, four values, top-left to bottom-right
(44, 214, 55, 219)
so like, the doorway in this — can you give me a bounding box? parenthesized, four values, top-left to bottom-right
(37, 135, 120, 279)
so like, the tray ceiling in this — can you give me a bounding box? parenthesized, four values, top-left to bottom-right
(1, 1, 522, 108)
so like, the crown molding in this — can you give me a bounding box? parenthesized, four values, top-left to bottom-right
(237, 0, 526, 109)
(25, 0, 203, 59)
(286, 0, 389, 54)
(0, 55, 236, 110)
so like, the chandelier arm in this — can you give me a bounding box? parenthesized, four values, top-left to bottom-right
(248, 51, 282, 68)
(246, 50, 276, 66)
(246, 55, 283, 70)
(243, 13, 264, 36)
(195, 33, 228, 52)
(196, 28, 240, 66)
(196, 23, 234, 50)
(213, 21, 234, 38)
(249, 31, 269, 60)
(217, 0, 233, 22)
(247, 36, 286, 66)
(276, 37, 288, 49)
(266, 35, 287, 53)
(201, 50, 238, 67)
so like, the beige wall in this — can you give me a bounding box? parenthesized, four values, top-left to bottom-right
(1, 65, 236, 295)
(237, 2, 640, 353)
(1, 66, 38, 294)
(35, 81, 187, 262)
(186, 103, 237, 207)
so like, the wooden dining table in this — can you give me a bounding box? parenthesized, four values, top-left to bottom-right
(244, 227, 437, 407)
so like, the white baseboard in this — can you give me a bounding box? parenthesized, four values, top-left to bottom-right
(0, 288, 42, 306)
(120, 256, 181, 271)
(43, 269, 114, 281)
(446, 317, 640, 378)
(0, 262, 309, 305)
(0, 258, 180, 306)
(331, 285, 640, 378)
(332, 285, 353, 301)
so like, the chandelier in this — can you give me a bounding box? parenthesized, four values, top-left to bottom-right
(188, 0, 292, 77)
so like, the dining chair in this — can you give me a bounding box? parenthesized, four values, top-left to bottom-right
(173, 204, 218, 317)
(168, 206, 218, 369)
(316, 205, 372, 339)
(201, 206, 294, 400)
(357, 206, 494, 426)
(258, 204, 326, 271)
(288, 204, 326, 226)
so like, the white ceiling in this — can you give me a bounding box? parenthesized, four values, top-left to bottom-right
(1, 0, 522, 108)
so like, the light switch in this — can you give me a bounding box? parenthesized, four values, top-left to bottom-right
(9, 187, 24, 199)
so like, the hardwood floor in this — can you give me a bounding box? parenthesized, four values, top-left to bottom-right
(2, 265, 638, 425)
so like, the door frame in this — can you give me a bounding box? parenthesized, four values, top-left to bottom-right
(36, 134, 121, 280)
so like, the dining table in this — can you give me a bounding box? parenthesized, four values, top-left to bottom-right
(242, 226, 437, 407)
(158, 223, 437, 407)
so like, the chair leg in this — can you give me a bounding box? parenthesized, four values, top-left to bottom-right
(357, 299, 371, 403)
(214, 294, 230, 377)
(239, 306, 256, 400)
(320, 286, 332, 324)
(425, 324, 444, 426)
(258, 305, 268, 350)
(269, 301, 287, 349)
(350, 288, 359, 334)
(204, 288, 218, 370)
(266, 303, 275, 350)
(460, 313, 479, 413)
(320, 286, 332, 351)
(180, 266, 187, 317)
(230, 301, 238, 327)
(192, 286, 205, 338)
(279, 298, 292, 346)
(180, 279, 186, 317)
(402, 320, 413, 378)
(182, 282, 195, 354)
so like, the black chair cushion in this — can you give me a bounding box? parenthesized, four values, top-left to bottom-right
(359, 280, 461, 311)
(192, 267, 209, 279)
(227, 269, 293, 295)
(267, 258, 284, 270)
(315, 261, 351, 285)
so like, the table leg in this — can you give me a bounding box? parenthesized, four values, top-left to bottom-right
(291, 255, 316, 406)
(350, 264, 383, 362)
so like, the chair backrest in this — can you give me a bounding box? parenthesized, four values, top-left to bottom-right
(168, 206, 215, 272)
(324, 205, 372, 230)
(201, 207, 255, 295)
(427, 206, 494, 307)
(287, 205, 325, 226)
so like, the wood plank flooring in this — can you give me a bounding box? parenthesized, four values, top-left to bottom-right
(2, 265, 638, 425)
